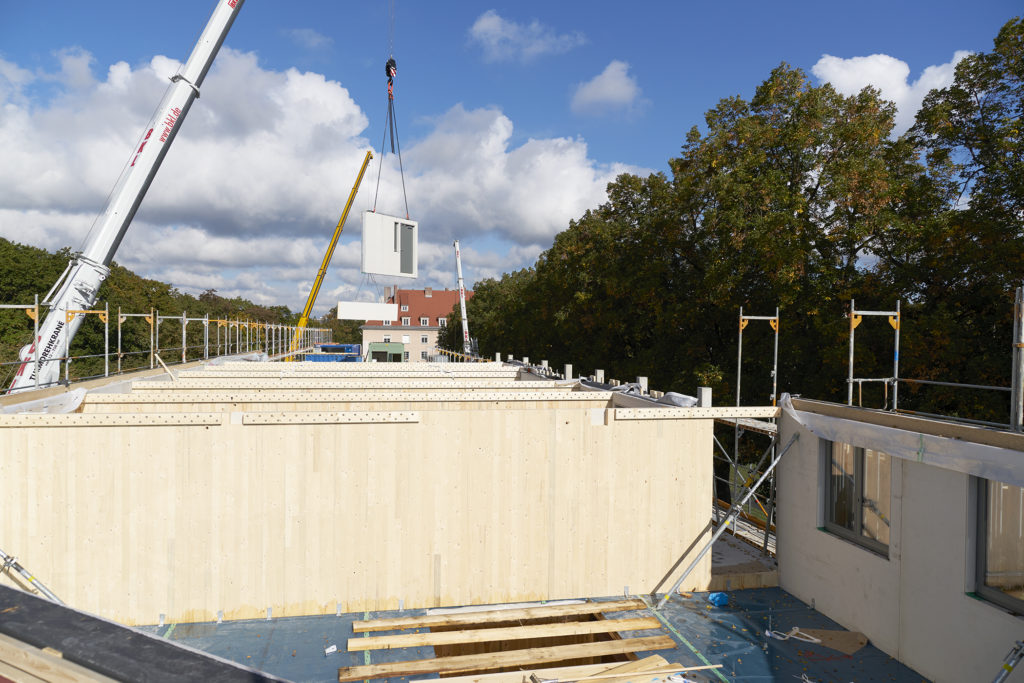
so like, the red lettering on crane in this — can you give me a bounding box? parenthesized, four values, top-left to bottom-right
(130, 128, 153, 167)
(228, 0, 237, 7)
(158, 107, 182, 143)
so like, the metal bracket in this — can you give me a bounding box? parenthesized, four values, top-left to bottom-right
(850, 314, 862, 330)
(24, 308, 37, 321)
(769, 318, 779, 332)
(65, 309, 107, 323)
(739, 318, 749, 332)
(889, 314, 900, 330)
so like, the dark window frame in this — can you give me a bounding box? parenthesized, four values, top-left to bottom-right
(821, 440, 890, 557)
(975, 477, 1024, 616)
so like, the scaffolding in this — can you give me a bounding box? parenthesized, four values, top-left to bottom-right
(847, 299, 900, 408)
(845, 287, 1024, 432)
(0, 298, 332, 394)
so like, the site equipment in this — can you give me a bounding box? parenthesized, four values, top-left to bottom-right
(286, 151, 374, 360)
(454, 240, 471, 356)
(993, 640, 1024, 683)
(8, 0, 245, 392)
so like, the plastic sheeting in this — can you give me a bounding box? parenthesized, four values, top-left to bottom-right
(781, 393, 1024, 488)
(657, 392, 698, 407)
(208, 352, 269, 366)
(1, 388, 86, 414)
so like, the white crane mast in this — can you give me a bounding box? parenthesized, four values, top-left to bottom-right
(9, 0, 245, 392)
(454, 240, 471, 356)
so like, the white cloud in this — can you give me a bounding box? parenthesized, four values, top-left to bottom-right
(571, 60, 642, 115)
(284, 28, 333, 50)
(812, 50, 971, 134)
(469, 10, 585, 63)
(0, 49, 639, 315)
(406, 104, 644, 244)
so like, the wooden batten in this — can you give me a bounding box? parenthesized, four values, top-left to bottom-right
(337, 636, 676, 682)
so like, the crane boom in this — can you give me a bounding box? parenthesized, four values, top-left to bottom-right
(9, 0, 245, 392)
(454, 240, 471, 355)
(287, 150, 374, 358)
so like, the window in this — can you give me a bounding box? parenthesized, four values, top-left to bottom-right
(438, 318, 447, 327)
(822, 440, 891, 555)
(383, 320, 391, 327)
(420, 351, 428, 360)
(421, 335, 428, 344)
(382, 335, 390, 343)
(401, 305, 409, 312)
(401, 317, 410, 326)
(420, 317, 429, 326)
(977, 478, 1024, 615)
(403, 351, 410, 361)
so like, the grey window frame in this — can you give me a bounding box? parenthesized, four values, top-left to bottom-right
(975, 477, 1024, 616)
(420, 335, 428, 344)
(820, 439, 890, 557)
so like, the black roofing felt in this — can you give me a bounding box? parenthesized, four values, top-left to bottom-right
(0, 585, 288, 682)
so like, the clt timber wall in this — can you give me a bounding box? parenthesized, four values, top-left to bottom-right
(0, 364, 713, 626)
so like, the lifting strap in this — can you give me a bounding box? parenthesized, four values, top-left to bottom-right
(372, 54, 410, 220)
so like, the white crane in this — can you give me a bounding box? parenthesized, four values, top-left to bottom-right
(9, 0, 245, 392)
(454, 240, 471, 356)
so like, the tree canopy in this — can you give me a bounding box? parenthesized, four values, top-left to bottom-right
(444, 17, 1024, 424)
(0, 237, 309, 385)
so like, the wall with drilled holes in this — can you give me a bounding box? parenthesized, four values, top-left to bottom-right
(0, 398, 712, 625)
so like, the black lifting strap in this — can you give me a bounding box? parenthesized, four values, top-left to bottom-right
(373, 56, 410, 219)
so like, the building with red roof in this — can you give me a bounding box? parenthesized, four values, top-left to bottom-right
(360, 287, 473, 361)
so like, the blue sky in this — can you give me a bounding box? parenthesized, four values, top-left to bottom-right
(0, 0, 1017, 313)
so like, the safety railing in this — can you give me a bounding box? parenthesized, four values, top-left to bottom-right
(846, 287, 1024, 432)
(0, 300, 331, 394)
(434, 347, 489, 363)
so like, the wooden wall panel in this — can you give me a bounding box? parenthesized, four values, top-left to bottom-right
(0, 405, 711, 625)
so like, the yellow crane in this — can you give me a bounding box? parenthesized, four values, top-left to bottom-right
(287, 150, 373, 359)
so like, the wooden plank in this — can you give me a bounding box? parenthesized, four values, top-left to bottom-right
(337, 635, 676, 682)
(0, 413, 222, 427)
(352, 599, 647, 633)
(555, 664, 720, 683)
(0, 633, 116, 682)
(242, 411, 419, 425)
(348, 617, 662, 651)
(413, 655, 670, 683)
(614, 406, 780, 421)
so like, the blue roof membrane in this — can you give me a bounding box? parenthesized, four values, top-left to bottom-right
(138, 588, 929, 683)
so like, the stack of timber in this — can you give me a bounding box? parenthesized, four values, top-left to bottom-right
(339, 599, 695, 682)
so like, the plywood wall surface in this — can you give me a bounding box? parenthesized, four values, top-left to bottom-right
(0, 404, 711, 625)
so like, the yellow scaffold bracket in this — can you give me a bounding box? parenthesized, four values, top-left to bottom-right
(24, 308, 37, 321)
(769, 318, 779, 333)
(739, 318, 749, 332)
(65, 309, 107, 324)
(889, 314, 900, 331)
(850, 314, 862, 330)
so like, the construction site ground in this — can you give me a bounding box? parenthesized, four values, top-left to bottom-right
(138, 586, 928, 683)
